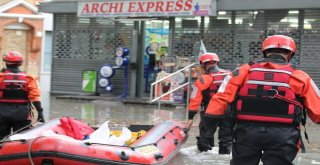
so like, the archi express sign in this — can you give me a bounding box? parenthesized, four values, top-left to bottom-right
(78, 0, 216, 17)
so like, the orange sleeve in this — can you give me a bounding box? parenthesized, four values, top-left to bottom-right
(205, 64, 251, 116)
(188, 75, 213, 111)
(291, 70, 320, 123)
(26, 75, 41, 102)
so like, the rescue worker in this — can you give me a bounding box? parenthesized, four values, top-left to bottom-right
(188, 52, 232, 154)
(0, 51, 45, 140)
(198, 35, 320, 165)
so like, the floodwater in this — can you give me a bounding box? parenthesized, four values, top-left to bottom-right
(42, 94, 320, 165)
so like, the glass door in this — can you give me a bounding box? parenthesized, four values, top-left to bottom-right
(141, 20, 170, 97)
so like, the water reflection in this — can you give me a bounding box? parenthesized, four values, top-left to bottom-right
(44, 95, 186, 127)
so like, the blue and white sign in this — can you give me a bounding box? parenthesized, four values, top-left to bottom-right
(98, 78, 109, 87)
(99, 64, 115, 78)
(116, 47, 130, 57)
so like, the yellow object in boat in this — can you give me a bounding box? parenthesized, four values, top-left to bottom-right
(110, 130, 147, 146)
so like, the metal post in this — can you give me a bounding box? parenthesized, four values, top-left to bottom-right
(186, 66, 192, 120)
(124, 65, 128, 97)
(158, 82, 162, 110)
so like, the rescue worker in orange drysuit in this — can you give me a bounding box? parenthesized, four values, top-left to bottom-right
(198, 35, 320, 165)
(0, 51, 45, 140)
(188, 52, 232, 154)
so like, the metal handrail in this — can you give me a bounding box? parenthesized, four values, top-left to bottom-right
(150, 82, 189, 103)
(151, 63, 195, 86)
(149, 63, 196, 111)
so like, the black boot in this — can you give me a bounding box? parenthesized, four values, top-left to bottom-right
(208, 137, 214, 147)
(196, 136, 214, 151)
(218, 142, 231, 154)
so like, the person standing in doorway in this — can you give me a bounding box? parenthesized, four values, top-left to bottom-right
(0, 51, 45, 140)
(188, 52, 232, 154)
(199, 35, 320, 164)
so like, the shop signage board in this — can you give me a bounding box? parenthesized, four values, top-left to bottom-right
(78, 0, 216, 17)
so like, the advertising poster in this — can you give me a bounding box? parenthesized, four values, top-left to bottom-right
(82, 70, 97, 93)
(145, 28, 169, 61)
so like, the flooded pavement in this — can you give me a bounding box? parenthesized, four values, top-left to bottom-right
(43, 94, 320, 165)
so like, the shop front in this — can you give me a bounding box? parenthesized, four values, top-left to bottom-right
(39, 0, 320, 97)
(39, 0, 216, 97)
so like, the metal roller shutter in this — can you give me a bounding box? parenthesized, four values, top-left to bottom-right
(52, 14, 135, 95)
(171, 10, 320, 87)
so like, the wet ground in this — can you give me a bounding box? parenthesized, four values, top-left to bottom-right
(43, 94, 320, 165)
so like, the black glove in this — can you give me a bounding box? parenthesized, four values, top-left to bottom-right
(197, 115, 222, 152)
(32, 101, 45, 122)
(188, 111, 197, 120)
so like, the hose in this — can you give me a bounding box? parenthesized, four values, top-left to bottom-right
(28, 136, 42, 165)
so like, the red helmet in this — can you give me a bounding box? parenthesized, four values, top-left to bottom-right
(199, 53, 220, 65)
(3, 51, 23, 66)
(262, 35, 296, 56)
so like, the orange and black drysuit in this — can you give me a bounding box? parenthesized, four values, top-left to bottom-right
(188, 66, 232, 154)
(201, 57, 320, 165)
(0, 68, 42, 140)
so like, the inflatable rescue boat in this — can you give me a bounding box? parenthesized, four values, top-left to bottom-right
(0, 117, 191, 165)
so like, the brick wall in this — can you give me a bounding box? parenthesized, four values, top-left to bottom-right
(0, 1, 44, 77)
